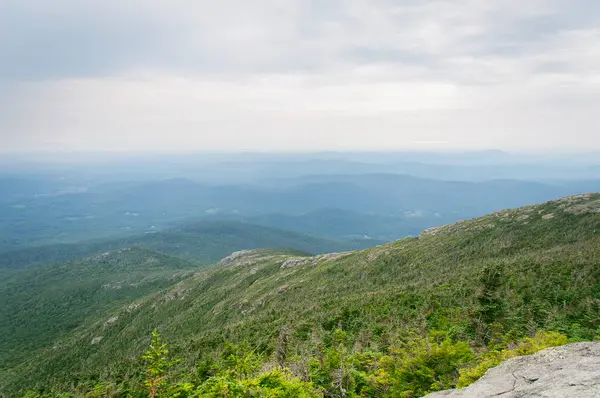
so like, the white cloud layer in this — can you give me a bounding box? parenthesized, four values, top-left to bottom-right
(1, 0, 599, 151)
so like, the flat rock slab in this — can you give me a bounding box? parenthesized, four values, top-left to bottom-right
(425, 342, 600, 398)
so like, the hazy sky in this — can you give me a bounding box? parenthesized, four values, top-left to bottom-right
(1, 0, 599, 152)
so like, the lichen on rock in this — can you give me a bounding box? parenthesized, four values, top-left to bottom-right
(424, 342, 600, 398)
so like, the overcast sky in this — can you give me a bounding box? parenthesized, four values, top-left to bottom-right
(1, 0, 599, 152)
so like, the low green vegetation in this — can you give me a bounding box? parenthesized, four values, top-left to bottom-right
(20, 330, 570, 397)
(3, 193, 600, 397)
(0, 248, 197, 371)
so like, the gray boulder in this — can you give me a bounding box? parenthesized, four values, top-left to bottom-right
(425, 342, 600, 398)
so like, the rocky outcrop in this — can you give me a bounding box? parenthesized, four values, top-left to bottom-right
(425, 342, 600, 398)
(280, 252, 351, 269)
(218, 249, 259, 266)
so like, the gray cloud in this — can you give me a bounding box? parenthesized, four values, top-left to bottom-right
(1, 0, 599, 151)
(4, 0, 598, 80)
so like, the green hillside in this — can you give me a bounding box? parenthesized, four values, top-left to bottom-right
(0, 221, 379, 270)
(3, 194, 600, 397)
(0, 248, 197, 373)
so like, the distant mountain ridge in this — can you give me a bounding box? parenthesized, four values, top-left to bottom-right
(2, 173, 600, 250)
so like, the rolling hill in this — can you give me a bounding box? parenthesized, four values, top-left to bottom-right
(3, 174, 600, 250)
(0, 247, 197, 372)
(2, 193, 600, 396)
(0, 220, 378, 270)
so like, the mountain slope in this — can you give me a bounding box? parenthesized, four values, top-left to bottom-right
(0, 247, 197, 373)
(0, 221, 378, 270)
(3, 194, 600, 396)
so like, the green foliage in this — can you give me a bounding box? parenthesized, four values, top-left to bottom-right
(83, 382, 123, 398)
(364, 332, 473, 397)
(303, 330, 474, 397)
(219, 343, 263, 379)
(474, 264, 505, 343)
(143, 329, 179, 397)
(0, 247, 196, 371)
(197, 368, 321, 397)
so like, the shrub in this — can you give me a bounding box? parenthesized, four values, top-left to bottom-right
(197, 368, 321, 397)
(366, 332, 473, 397)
